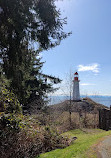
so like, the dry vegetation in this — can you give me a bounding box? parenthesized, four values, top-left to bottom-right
(0, 113, 70, 158)
(43, 98, 108, 133)
(0, 97, 108, 158)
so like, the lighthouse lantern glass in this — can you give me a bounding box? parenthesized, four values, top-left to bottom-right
(74, 74, 78, 77)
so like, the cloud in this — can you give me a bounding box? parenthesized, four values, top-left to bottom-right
(78, 63, 100, 73)
(80, 83, 96, 86)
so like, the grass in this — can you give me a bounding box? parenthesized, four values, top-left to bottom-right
(36, 129, 111, 158)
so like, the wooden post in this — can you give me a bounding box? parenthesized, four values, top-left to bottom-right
(102, 109, 106, 130)
(99, 110, 102, 129)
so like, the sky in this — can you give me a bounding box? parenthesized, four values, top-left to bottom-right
(42, 0, 111, 96)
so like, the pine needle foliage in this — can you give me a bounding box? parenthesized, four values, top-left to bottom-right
(0, 0, 70, 110)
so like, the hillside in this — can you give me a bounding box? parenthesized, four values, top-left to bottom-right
(47, 98, 109, 132)
(49, 97, 109, 114)
(38, 129, 111, 158)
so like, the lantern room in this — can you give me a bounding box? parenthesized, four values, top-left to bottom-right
(74, 72, 79, 81)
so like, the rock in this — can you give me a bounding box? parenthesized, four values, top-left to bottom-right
(72, 136, 77, 140)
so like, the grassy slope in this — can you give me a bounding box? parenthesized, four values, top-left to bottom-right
(36, 129, 111, 158)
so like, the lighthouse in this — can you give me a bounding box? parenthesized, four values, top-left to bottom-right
(73, 72, 80, 101)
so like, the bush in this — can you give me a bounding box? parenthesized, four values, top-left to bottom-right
(0, 114, 70, 158)
(0, 76, 70, 158)
(0, 113, 21, 158)
(0, 86, 22, 114)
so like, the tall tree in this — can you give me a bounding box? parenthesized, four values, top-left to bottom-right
(0, 0, 69, 51)
(0, 0, 70, 109)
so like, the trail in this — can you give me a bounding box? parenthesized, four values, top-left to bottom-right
(97, 135, 111, 158)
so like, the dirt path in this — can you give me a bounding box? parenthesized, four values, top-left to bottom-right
(97, 135, 111, 158)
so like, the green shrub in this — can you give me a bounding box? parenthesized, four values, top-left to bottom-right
(0, 114, 70, 158)
(0, 77, 69, 158)
(0, 86, 22, 114)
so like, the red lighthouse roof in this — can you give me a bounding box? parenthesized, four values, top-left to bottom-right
(74, 72, 78, 75)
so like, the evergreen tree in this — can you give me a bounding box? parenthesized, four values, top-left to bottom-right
(0, 0, 70, 110)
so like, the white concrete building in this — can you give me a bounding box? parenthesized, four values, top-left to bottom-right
(73, 72, 80, 101)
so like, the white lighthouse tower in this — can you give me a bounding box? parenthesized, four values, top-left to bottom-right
(73, 72, 80, 101)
